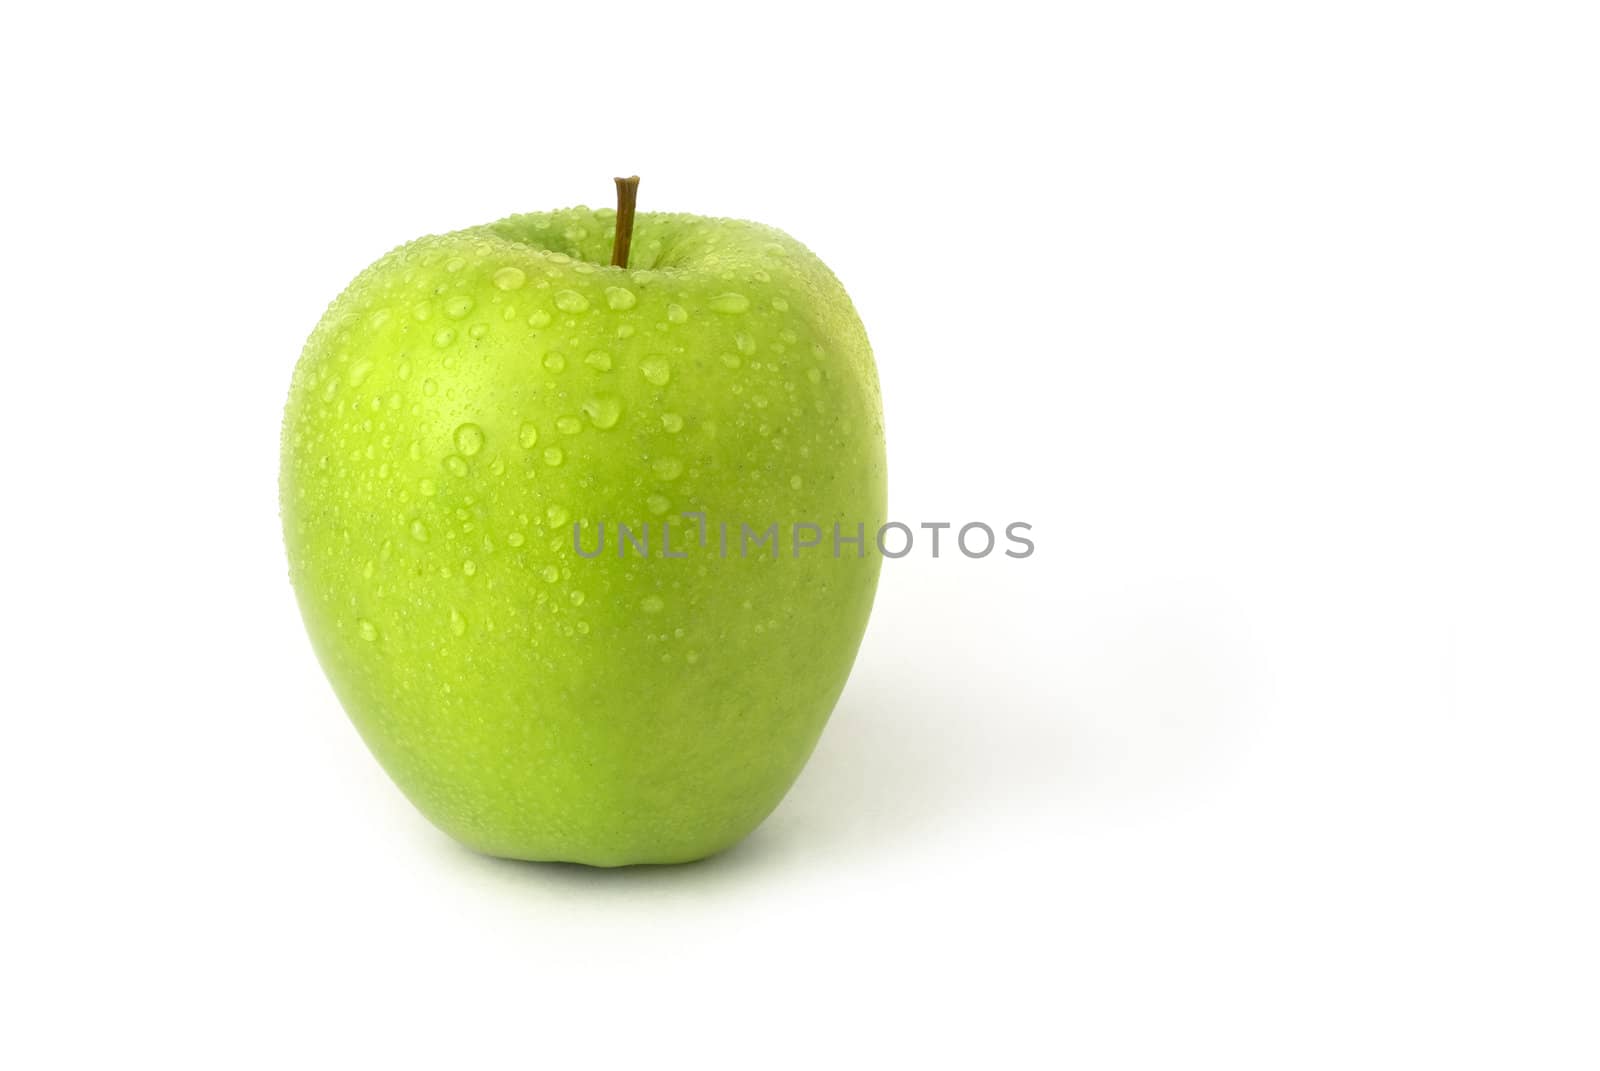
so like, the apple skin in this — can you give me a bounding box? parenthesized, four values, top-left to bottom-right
(281, 207, 886, 865)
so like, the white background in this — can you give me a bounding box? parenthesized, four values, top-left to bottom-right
(4, 2, 1596, 1066)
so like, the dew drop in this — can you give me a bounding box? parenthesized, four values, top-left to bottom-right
(652, 458, 683, 480)
(546, 504, 570, 527)
(721, 353, 742, 369)
(541, 565, 560, 583)
(528, 309, 552, 328)
(422, 378, 438, 396)
(604, 286, 637, 310)
(453, 423, 485, 456)
(556, 415, 581, 435)
(641, 595, 665, 614)
(660, 413, 684, 433)
(445, 256, 467, 273)
(584, 350, 613, 371)
(709, 293, 750, 314)
(433, 328, 456, 347)
(444, 455, 469, 477)
(543, 446, 564, 466)
(410, 519, 430, 542)
(518, 422, 540, 449)
(419, 477, 437, 496)
(463, 559, 477, 577)
(583, 395, 623, 429)
(449, 609, 467, 636)
(493, 266, 527, 290)
(507, 531, 526, 547)
(666, 303, 688, 324)
(735, 332, 757, 356)
(543, 352, 567, 373)
(646, 494, 670, 515)
(554, 290, 589, 313)
(790, 474, 803, 490)
(348, 359, 374, 387)
(444, 295, 475, 319)
(358, 619, 379, 642)
(641, 356, 671, 386)
(569, 590, 586, 607)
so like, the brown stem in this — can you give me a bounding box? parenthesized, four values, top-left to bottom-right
(611, 175, 640, 268)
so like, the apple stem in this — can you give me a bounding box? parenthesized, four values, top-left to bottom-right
(611, 176, 640, 268)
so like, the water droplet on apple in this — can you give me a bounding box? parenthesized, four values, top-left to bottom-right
(583, 395, 623, 429)
(652, 458, 683, 480)
(585, 350, 613, 371)
(419, 477, 437, 496)
(541, 565, 560, 582)
(449, 609, 467, 636)
(556, 415, 581, 435)
(518, 423, 539, 449)
(444, 455, 469, 477)
(409, 519, 430, 542)
(347, 359, 374, 387)
(433, 328, 456, 347)
(543, 446, 564, 466)
(507, 531, 526, 547)
(554, 290, 589, 313)
(604, 286, 637, 310)
(493, 266, 527, 290)
(660, 413, 684, 433)
(358, 619, 379, 642)
(528, 309, 552, 328)
(444, 295, 475, 319)
(462, 559, 477, 577)
(445, 256, 467, 273)
(721, 353, 742, 369)
(569, 590, 586, 607)
(641, 595, 665, 614)
(790, 474, 803, 490)
(423, 378, 438, 396)
(735, 332, 757, 356)
(543, 352, 566, 373)
(453, 423, 485, 456)
(412, 301, 433, 321)
(709, 293, 750, 314)
(646, 494, 670, 515)
(772, 297, 789, 312)
(640, 356, 671, 386)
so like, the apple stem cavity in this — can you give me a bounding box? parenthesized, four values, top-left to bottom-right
(611, 175, 640, 268)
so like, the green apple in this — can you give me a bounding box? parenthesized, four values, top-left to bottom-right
(280, 183, 886, 866)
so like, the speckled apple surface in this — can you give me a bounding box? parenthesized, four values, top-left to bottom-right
(280, 207, 886, 865)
